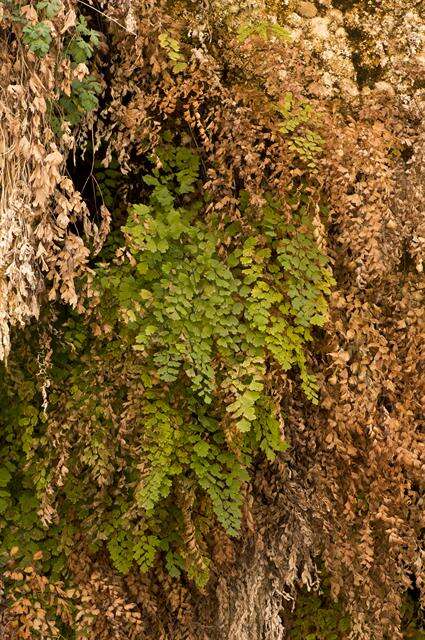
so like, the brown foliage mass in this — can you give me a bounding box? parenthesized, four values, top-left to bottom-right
(0, 0, 108, 361)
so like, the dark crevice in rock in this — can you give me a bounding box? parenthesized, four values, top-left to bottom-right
(332, 0, 378, 14)
(344, 26, 385, 88)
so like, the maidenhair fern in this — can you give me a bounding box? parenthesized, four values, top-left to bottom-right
(88, 144, 334, 579)
(0, 144, 333, 586)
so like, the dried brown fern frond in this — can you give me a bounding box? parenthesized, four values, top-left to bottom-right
(0, 1, 105, 361)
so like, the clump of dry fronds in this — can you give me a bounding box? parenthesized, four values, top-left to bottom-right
(0, 1, 106, 361)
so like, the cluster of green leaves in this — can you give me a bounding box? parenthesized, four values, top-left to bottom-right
(237, 20, 291, 43)
(21, 1, 64, 56)
(98, 144, 333, 420)
(0, 364, 68, 581)
(103, 391, 249, 587)
(158, 31, 188, 73)
(58, 15, 101, 125)
(17, 0, 63, 56)
(22, 19, 53, 57)
(20, 2, 101, 125)
(276, 92, 324, 168)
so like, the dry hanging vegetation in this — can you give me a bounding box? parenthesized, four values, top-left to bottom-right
(0, 1, 424, 639)
(0, 0, 111, 362)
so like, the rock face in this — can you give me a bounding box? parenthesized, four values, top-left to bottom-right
(297, 1, 318, 17)
(310, 16, 329, 38)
